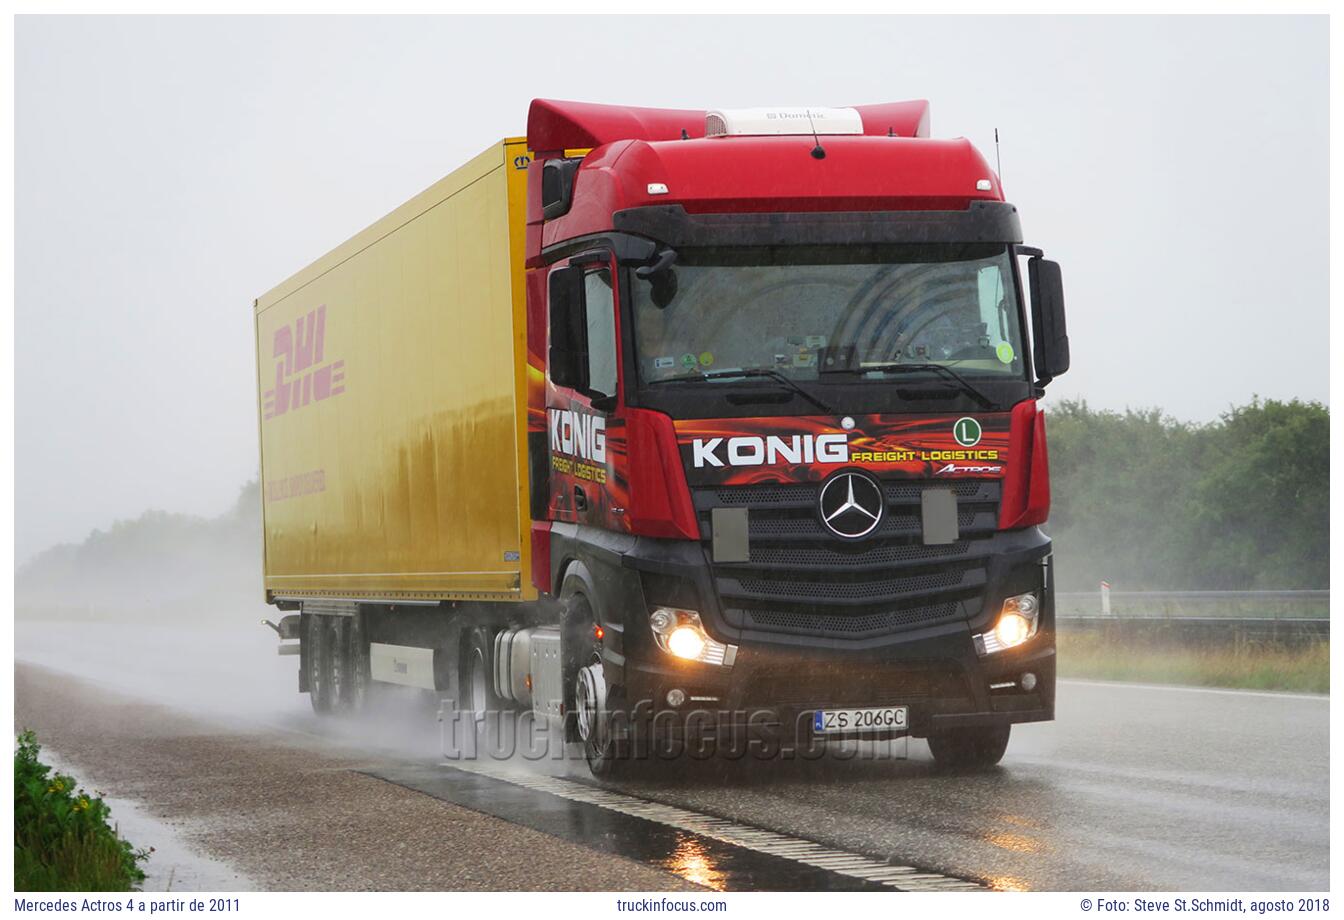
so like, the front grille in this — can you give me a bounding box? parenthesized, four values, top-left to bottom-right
(698, 478, 1000, 639)
(730, 600, 979, 637)
(736, 568, 966, 601)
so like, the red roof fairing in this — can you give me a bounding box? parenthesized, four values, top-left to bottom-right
(523, 98, 996, 262)
(527, 98, 931, 153)
(540, 134, 1003, 248)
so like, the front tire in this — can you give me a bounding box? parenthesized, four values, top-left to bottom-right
(565, 595, 627, 777)
(927, 724, 1011, 770)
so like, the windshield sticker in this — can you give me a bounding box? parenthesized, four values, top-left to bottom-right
(698, 351, 715, 367)
(806, 334, 828, 348)
(654, 356, 675, 370)
(680, 353, 698, 370)
(953, 417, 983, 447)
(996, 342, 1015, 364)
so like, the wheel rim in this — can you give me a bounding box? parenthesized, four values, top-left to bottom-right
(574, 661, 605, 743)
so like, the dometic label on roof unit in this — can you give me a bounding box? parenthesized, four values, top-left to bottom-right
(705, 107, 864, 137)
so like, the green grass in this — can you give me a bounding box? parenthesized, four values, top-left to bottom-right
(1057, 634, 1329, 694)
(14, 731, 149, 891)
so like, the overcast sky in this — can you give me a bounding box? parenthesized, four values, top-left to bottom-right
(15, 15, 1328, 563)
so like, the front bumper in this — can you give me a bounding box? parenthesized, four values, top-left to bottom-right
(615, 620, 1055, 745)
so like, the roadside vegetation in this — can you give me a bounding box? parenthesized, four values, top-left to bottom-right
(1048, 398, 1329, 591)
(1057, 633, 1328, 694)
(14, 731, 149, 891)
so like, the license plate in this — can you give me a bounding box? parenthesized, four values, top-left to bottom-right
(813, 706, 909, 735)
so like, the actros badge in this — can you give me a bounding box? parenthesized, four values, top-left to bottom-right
(817, 470, 885, 540)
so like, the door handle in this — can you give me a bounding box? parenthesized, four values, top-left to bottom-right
(573, 485, 589, 512)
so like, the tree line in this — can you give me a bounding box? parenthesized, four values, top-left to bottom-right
(1046, 397, 1329, 590)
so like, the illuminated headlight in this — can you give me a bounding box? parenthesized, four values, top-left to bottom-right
(649, 607, 737, 667)
(975, 592, 1040, 656)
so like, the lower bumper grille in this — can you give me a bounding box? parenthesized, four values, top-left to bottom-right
(745, 660, 973, 709)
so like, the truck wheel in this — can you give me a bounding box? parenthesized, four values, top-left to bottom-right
(565, 596, 626, 777)
(304, 613, 334, 715)
(459, 627, 502, 723)
(927, 724, 1011, 770)
(335, 612, 371, 714)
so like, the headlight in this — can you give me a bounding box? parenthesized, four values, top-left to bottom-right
(648, 607, 737, 666)
(975, 592, 1040, 655)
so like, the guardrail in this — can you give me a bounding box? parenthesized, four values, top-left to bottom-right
(1058, 615, 1328, 645)
(1056, 589, 1329, 620)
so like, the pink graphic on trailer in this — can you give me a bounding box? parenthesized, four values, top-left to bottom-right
(263, 305, 346, 421)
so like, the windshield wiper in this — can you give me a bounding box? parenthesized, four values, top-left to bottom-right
(820, 361, 996, 411)
(648, 368, 837, 415)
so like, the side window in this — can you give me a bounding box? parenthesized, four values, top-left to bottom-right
(584, 269, 618, 399)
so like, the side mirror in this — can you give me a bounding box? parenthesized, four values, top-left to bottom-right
(1028, 256, 1070, 384)
(636, 248, 679, 309)
(548, 266, 587, 390)
(541, 158, 581, 220)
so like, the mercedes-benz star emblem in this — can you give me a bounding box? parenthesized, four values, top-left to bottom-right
(817, 470, 885, 540)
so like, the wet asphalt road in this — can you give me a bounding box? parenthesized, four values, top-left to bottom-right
(592, 679, 1329, 890)
(14, 619, 1330, 891)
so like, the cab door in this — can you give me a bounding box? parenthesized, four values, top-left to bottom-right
(544, 254, 628, 530)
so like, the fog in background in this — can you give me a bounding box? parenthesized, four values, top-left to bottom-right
(15, 15, 1329, 565)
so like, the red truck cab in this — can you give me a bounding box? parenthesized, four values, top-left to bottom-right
(523, 99, 1070, 773)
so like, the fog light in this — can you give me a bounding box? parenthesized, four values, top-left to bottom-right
(666, 688, 686, 707)
(1021, 672, 1038, 692)
(668, 626, 706, 660)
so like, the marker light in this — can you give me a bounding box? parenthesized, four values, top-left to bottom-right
(975, 592, 1041, 656)
(648, 607, 738, 667)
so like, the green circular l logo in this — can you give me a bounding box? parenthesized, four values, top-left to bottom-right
(953, 417, 982, 447)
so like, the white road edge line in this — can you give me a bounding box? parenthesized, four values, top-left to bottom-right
(1058, 678, 1328, 701)
(442, 759, 984, 892)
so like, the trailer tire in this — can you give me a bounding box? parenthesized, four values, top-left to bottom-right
(927, 724, 1011, 770)
(304, 613, 335, 715)
(336, 610, 371, 714)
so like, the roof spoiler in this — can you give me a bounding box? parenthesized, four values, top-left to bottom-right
(527, 98, 930, 155)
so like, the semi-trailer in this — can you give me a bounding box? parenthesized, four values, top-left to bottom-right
(254, 98, 1070, 775)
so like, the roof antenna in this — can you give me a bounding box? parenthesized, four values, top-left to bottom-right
(805, 108, 826, 160)
(994, 128, 1003, 185)
(681, 128, 689, 140)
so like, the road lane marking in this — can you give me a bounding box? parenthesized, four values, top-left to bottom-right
(444, 759, 984, 891)
(1058, 679, 1328, 701)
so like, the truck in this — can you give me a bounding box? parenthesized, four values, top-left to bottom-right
(254, 98, 1070, 775)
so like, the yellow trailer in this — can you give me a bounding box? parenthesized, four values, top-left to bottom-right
(253, 139, 535, 604)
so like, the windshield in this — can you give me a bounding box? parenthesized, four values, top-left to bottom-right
(631, 244, 1026, 387)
